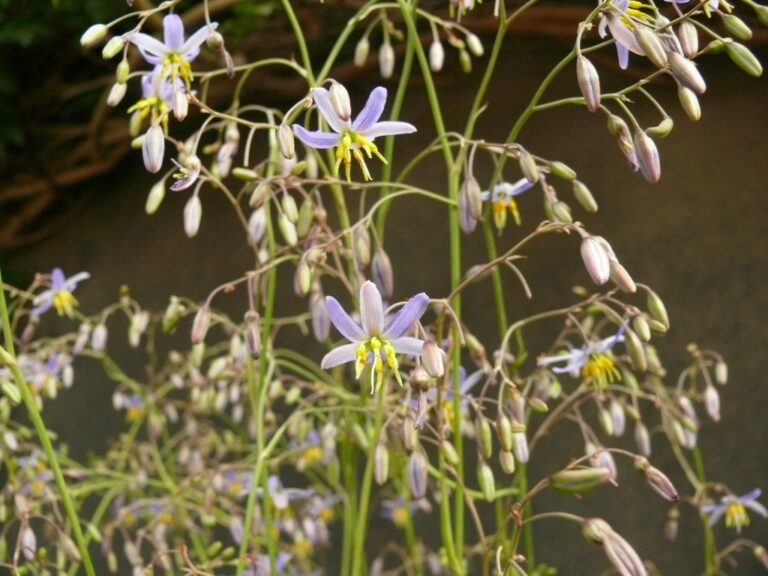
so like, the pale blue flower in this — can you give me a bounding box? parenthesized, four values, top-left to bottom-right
(380, 495, 431, 527)
(32, 268, 89, 317)
(481, 178, 535, 229)
(293, 86, 416, 181)
(321, 281, 429, 393)
(701, 489, 768, 532)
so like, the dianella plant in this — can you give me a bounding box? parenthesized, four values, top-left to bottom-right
(1, 0, 767, 574)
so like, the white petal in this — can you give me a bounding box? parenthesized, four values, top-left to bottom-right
(362, 121, 417, 142)
(390, 336, 425, 357)
(359, 281, 385, 336)
(320, 343, 358, 369)
(312, 88, 345, 133)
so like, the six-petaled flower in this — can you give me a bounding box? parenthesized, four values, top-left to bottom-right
(32, 268, 90, 317)
(293, 86, 416, 181)
(481, 178, 535, 230)
(321, 281, 429, 393)
(701, 489, 768, 533)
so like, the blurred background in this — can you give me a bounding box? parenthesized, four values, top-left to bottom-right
(1, 0, 767, 573)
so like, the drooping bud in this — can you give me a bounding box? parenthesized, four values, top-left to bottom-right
(634, 456, 679, 502)
(20, 524, 37, 561)
(677, 22, 698, 59)
(477, 461, 496, 501)
(665, 506, 680, 542)
(294, 259, 312, 296)
(645, 288, 670, 330)
(421, 341, 445, 378)
(668, 52, 706, 95)
(278, 213, 298, 246)
(477, 417, 493, 460)
(372, 248, 394, 299)
(429, 40, 445, 72)
(248, 207, 267, 245)
(143, 181, 165, 216)
(634, 26, 668, 69)
(459, 49, 472, 73)
(106, 82, 127, 107)
(497, 413, 513, 451)
(632, 315, 651, 342)
(91, 323, 108, 351)
(704, 384, 720, 421)
(499, 450, 516, 474)
(646, 117, 674, 140)
(440, 440, 460, 466)
(715, 361, 728, 385)
(633, 129, 661, 183)
(374, 443, 389, 485)
(635, 421, 651, 456)
(184, 194, 203, 238)
(462, 175, 483, 220)
(354, 36, 370, 67)
(625, 328, 647, 372)
(577, 56, 601, 113)
(191, 305, 211, 345)
(102, 36, 124, 59)
(549, 200, 573, 224)
(572, 180, 598, 212)
(329, 82, 352, 121)
(610, 260, 636, 293)
(173, 90, 189, 121)
(678, 86, 701, 121)
(458, 183, 478, 234)
(379, 42, 395, 79)
(580, 235, 611, 285)
(278, 123, 295, 159)
(408, 451, 428, 498)
(550, 161, 577, 181)
(142, 124, 165, 173)
(281, 193, 299, 223)
(725, 41, 763, 77)
(353, 226, 372, 266)
(753, 545, 768, 570)
(550, 467, 613, 494)
(81, 24, 108, 47)
(721, 13, 752, 41)
(466, 33, 484, 57)
(310, 290, 330, 342)
(116, 59, 130, 84)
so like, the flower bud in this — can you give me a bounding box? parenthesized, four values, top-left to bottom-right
(294, 259, 312, 296)
(281, 193, 299, 223)
(81, 24, 108, 47)
(466, 33, 484, 57)
(462, 175, 483, 219)
(329, 82, 352, 121)
(248, 207, 266, 245)
(704, 384, 720, 421)
(634, 456, 679, 502)
(645, 288, 670, 330)
(499, 450, 516, 474)
(354, 36, 370, 66)
(632, 315, 651, 342)
(184, 194, 202, 237)
(353, 226, 372, 266)
(173, 90, 189, 121)
(374, 443, 389, 485)
(106, 82, 127, 107)
(635, 421, 651, 456)
(572, 180, 598, 212)
(610, 260, 636, 293)
(678, 86, 701, 121)
(576, 56, 601, 113)
(403, 416, 418, 451)
(459, 49, 472, 73)
(497, 413, 513, 451)
(625, 328, 647, 372)
(513, 432, 529, 463)
(646, 117, 674, 140)
(142, 124, 165, 173)
(116, 59, 130, 84)
(550, 200, 573, 224)
(278, 213, 298, 246)
(191, 305, 211, 345)
(550, 161, 577, 181)
(715, 360, 728, 385)
(550, 467, 613, 494)
(440, 440, 460, 466)
(372, 248, 394, 299)
(519, 148, 539, 183)
(582, 518, 612, 544)
(753, 545, 768, 570)
(91, 323, 108, 351)
(722, 13, 752, 41)
(21, 524, 37, 561)
(278, 123, 295, 159)
(634, 26, 668, 69)
(678, 22, 698, 58)
(408, 451, 428, 498)
(634, 129, 660, 183)
(379, 42, 395, 79)
(725, 41, 763, 77)
(477, 418, 493, 460)
(429, 40, 445, 72)
(422, 341, 445, 378)
(102, 36, 124, 59)
(310, 291, 330, 342)
(477, 460, 495, 501)
(668, 52, 706, 95)
(458, 183, 478, 234)
(580, 235, 611, 285)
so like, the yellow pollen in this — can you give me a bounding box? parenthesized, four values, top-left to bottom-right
(392, 506, 408, 527)
(582, 354, 621, 390)
(334, 131, 388, 181)
(303, 446, 324, 465)
(126, 406, 144, 422)
(354, 337, 405, 394)
(53, 291, 78, 317)
(725, 502, 750, 529)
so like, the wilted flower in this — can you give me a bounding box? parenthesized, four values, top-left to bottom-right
(701, 489, 768, 532)
(481, 178, 535, 230)
(321, 281, 429, 393)
(293, 86, 416, 181)
(32, 268, 90, 317)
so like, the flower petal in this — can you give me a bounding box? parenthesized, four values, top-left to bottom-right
(312, 88, 345, 133)
(325, 296, 365, 341)
(361, 120, 417, 142)
(163, 14, 185, 51)
(359, 281, 385, 336)
(293, 125, 341, 149)
(320, 343, 359, 369)
(390, 336, 425, 357)
(51, 268, 66, 289)
(494, 178, 535, 198)
(384, 292, 429, 338)
(31, 301, 53, 317)
(62, 272, 90, 291)
(128, 31, 168, 63)
(704, 504, 726, 526)
(181, 22, 218, 61)
(744, 499, 768, 518)
(353, 87, 387, 132)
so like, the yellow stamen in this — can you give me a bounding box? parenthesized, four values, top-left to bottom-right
(582, 354, 621, 390)
(725, 502, 750, 529)
(53, 291, 78, 317)
(303, 446, 324, 465)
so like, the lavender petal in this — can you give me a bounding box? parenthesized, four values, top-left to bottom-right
(181, 22, 218, 61)
(320, 343, 359, 369)
(313, 88, 345, 133)
(325, 296, 365, 341)
(293, 125, 340, 150)
(163, 14, 186, 51)
(352, 87, 387, 132)
(390, 336, 425, 357)
(384, 292, 429, 338)
(361, 120, 417, 141)
(359, 281, 385, 336)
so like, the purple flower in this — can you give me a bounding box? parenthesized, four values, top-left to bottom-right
(293, 86, 416, 181)
(538, 327, 625, 389)
(598, 0, 649, 70)
(321, 281, 429, 393)
(481, 178, 535, 229)
(32, 268, 89, 317)
(128, 14, 217, 75)
(380, 495, 431, 527)
(701, 489, 768, 532)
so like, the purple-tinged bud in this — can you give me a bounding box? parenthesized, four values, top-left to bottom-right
(646, 117, 674, 140)
(403, 416, 418, 451)
(645, 288, 669, 330)
(191, 305, 211, 345)
(603, 530, 647, 576)
(678, 86, 701, 121)
(610, 400, 626, 436)
(310, 291, 330, 342)
(81, 24, 108, 47)
(577, 56, 601, 113)
(142, 124, 165, 173)
(372, 248, 394, 299)
(458, 183, 478, 234)
(632, 315, 651, 342)
(497, 413, 513, 451)
(635, 421, 651, 456)
(422, 341, 445, 378)
(278, 213, 298, 246)
(678, 22, 698, 58)
(499, 450, 516, 474)
(668, 52, 706, 95)
(587, 442, 617, 481)
(21, 524, 37, 561)
(106, 82, 127, 107)
(91, 323, 108, 351)
(725, 41, 763, 77)
(610, 261, 636, 293)
(409, 451, 428, 498)
(184, 194, 202, 237)
(374, 443, 389, 485)
(248, 207, 266, 245)
(244, 311, 261, 359)
(550, 161, 577, 181)
(353, 226, 372, 266)
(572, 180, 598, 212)
(665, 506, 679, 542)
(551, 467, 613, 494)
(580, 235, 611, 285)
(634, 26, 668, 69)
(582, 517, 612, 544)
(633, 129, 661, 183)
(715, 361, 728, 385)
(519, 148, 539, 183)
(173, 90, 189, 121)
(329, 82, 352, 121)
(722, 13, 752, 41)
(477, 418, 493, 460)
(102, 36, 124, 59)
(634, 456, 679, 502)
(513, 432, 529, 463)
(429, 40, 445, 72)
(704, 384, 720, 421)
(478, 460, 495, 501)
(379, 42, 395, 79)
(278, 123, 295, 159)
(462, 175, 483, 220)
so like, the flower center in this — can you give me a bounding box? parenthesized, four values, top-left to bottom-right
(620, 0, 655, 29)
(302, 446, 325, 465)
(391, 505, 408, 527)
(581, 354, 621, 390)
(355, 336, 403, 394)
(725, 502, 750, 530)
(163, 52, 194, 87)
(335, 131, 387, 182)
(53, 290, 78, 317)
(492, 198, 521, 230)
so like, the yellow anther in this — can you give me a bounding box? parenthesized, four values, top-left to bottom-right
(53, 291, 78, 317)
(355, 343, 368, 379)
(582, 354, 621, 390)
(493, 200, 508, 230)
(392, 506, 408, 527)
(303, 446, 324, 465)
(726, 502, 750, 529)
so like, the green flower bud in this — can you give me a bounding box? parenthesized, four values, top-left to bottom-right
(478, 460, 496, 501)
(81, 24, 108, 47)
(725, 41, 763, 77)
(102, 36, 124, 59)
(551, 467, 613, 494)
(550, 161, 577, 180)
(721, 13, 752, 41)
(573, 180, 598, 212)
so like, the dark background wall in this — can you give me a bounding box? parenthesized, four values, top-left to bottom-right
(4, 35, 767, 574)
